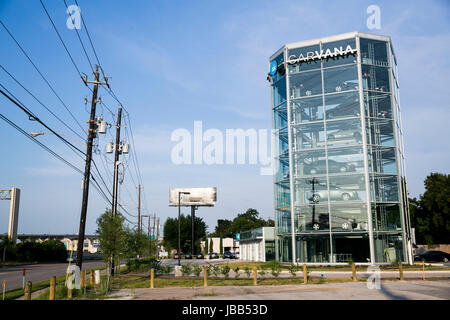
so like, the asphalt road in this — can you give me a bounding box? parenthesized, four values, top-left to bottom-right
(0, 261, 105, 291)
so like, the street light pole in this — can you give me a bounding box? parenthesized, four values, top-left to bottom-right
(178, 191, 190, 266)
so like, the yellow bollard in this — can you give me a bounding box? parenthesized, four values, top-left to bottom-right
(399, 262, 404, 280)
(24, 281, 32, 300)
(352, 263, 357, 281)
(150, 268, 154, 288)
(422, 261, 425, 280)
(49, 276, 56, 300)
(90, 269, 94, 287)
(203, 267, 208, 287)
(253, 266, 257, 286)
(80, 270, 85, 289)
(303, 264, 307, 284)
(2, 280, 6, 300)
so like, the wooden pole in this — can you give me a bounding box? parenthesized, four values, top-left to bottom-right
(150, 268, 154, 288)
(80, 270, 85, 289)
(49, 276, 56, 300)
(422, 261, 425, 280)
(352, 263, 357, 281)
(90, 269, 94, 287)
(253, 266, 257, 286)
(24, 281, 32, 300)
(399, 262, 404, 280)
(203, 267, 208, 287)
(2, 280, 5, 300)
(303, 264, 307, 284)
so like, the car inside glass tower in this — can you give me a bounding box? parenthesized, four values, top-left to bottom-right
(269, 32, 412, 264)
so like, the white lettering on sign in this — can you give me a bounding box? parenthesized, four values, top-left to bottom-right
(287, 45, 357, 65)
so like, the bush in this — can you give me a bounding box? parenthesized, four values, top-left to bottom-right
(244, 266, 251, 279)
(221, 265, 231, 279)
(126, 257, 160, 272)
(2, 239, 68, 263)
(233, 266, 240, 279)
(211, 265, 221, 277)
(268, 260, 281, 278)
(192, 265, 203, 277)
(258, 265, 267, 279)
(181, 263, 192, 276)
(288, 264, 299, 277)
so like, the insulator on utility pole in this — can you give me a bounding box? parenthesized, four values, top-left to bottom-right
(106, 142, 113, 153)
(121, 142, 129, 154)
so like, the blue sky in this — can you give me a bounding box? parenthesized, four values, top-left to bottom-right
(0, 0, 449, 235)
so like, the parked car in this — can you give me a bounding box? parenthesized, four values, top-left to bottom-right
(304, 159, 356, 175)
(414, 251, 450, 263)
(327, 129, 361, 142)
(208, 252, 219, 259)
(309, 185, 359, 202)
(184, 253, 192, 259)
(223, 251, 237, 259)
(196, 253, 204, 259)
(326, 101, 360, 119)
(173, 252, 181, 259)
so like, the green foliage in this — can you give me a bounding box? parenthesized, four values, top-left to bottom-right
(209, 238, 214, 253)
(410, 173, 450, 245)
(181, 263, 193, 276)
(288, 264, 298, 277)
(233, 266, 240, 279)
(0, 237, 67, 263)
(96, 210, 126, 263)
(123, 228, 155, 258)
(204, 237, 209, 255)
(258, 265, 267, 278)
(243, 266, 251, 279)
(192, 265, 203, 277)
(163, 214, 207, 253)
(126, 257, 160, 272)
(220, 265, 231, 279)
(267, 260, 281, 277)
(210, 209, 274, 238)
(211, 265, 221, 277)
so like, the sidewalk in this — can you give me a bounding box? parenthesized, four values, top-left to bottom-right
(106, 279, 450, 300)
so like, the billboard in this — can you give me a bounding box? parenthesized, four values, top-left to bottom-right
(169, 187, 217, 207)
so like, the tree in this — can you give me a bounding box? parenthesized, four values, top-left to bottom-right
(204, 237, 209, 255)
(211, 219, 233, 238)
(231, 208, 268, 235)
(410, 173, 450, 245)
(123, 228, 155, 258)
(96, 210, 125, 289)
(209, 238, 214, 253)
(163, 214, 207, 253)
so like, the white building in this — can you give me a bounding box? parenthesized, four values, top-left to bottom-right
(239, 227, 275, 262)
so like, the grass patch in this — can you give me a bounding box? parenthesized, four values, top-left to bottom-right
(4, 275, 66, 300)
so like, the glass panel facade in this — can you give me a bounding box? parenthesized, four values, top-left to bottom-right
(270, 33, 411, 264)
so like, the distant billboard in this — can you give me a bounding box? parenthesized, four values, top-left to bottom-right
(169, 187, 217, 207)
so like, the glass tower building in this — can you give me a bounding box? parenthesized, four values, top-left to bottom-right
(269, 32, 413, 264)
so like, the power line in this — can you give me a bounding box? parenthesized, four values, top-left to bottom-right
(0, 63, 85, 141)
(62, 0, 94, 73)
(0, 19, 86, 137)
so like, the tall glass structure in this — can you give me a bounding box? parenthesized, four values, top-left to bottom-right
(269, 32, 412, 264)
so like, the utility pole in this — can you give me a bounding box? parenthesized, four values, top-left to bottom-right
(152, 213, 156, 241)
(110, 104, 122, 276)
(156, 217, 160, 256)
(138, 184, 141, 233)
(76, 65, 108, 270)
(111, 105, 122, 216)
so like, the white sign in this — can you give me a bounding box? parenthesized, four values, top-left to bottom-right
(169, 187, 217, 207)
(287, 45, 357, 65)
